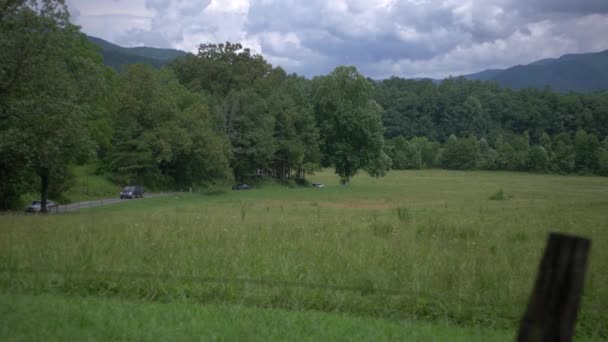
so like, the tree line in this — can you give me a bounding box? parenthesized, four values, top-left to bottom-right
(376, 77, 608, 175)
(1, 0, 607, 211)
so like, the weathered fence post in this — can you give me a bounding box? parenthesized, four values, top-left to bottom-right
(518, 233, 591, 342)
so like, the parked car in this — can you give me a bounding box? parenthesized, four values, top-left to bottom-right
(312, 183, 325, 188)
(232, 183, 251, 190)
(120, 186, 144, 199)
(25, 200, 57, 213)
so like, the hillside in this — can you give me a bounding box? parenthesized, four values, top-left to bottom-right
(87, 36, 188, 71)
(463, 50, 608, 92)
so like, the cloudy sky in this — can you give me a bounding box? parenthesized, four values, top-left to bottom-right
(67, 0, 608, 79)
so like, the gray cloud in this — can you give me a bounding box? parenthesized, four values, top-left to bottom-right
(68, 0, 608, 79)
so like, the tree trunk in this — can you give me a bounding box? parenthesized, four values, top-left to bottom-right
(39, 167, 50, 213)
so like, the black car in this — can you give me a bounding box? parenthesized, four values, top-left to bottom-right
(120, 186, 144, 199)
(232, 183, 251, 190)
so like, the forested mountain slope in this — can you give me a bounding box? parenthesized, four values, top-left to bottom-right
(87, 36, 188, 71)
(464, 50, 608, 93)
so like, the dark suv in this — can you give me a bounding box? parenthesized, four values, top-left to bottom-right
(120, 186, 144, 199)
(232, 183, 251, 190)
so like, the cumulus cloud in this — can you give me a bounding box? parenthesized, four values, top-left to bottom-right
(67, 0, 608, 79)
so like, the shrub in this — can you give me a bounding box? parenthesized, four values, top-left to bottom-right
(489, 189, 506, 201)
(396, 207, 412, 223)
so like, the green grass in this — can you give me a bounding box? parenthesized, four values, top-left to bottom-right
(62, 164, 120, 203)
(0, 293, 517, 341)
(1, 169, 607, 339)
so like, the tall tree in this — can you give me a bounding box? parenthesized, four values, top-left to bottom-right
(107, 65, 232, 187)
(0, 0, 106, 211)
(574, 129, 600, 173)
(312, 66, 389, 182)
(441, 135, 479, 170)
(552, 133, 575, 174)
(268, 75, 320, 181)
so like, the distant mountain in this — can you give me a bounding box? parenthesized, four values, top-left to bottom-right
(462, 50, 608, 93)
(88, 35, 608, 93)
(462, 69, 502, 82)
(87, 36, 188, 71)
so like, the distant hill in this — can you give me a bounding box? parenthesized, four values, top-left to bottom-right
(462, 50, 608, 93)
(87, 36, 188, 71)
(463, 69, 502, 82)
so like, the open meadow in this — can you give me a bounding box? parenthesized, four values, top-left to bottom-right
(1, 169, 607, 340)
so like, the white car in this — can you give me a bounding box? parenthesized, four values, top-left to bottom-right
(25, 200, 58, 213)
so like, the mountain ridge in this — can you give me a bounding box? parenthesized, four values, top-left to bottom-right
(86, 35, 608, 92)
(462, 49, 608, 92)
(86, 36, 188, 71)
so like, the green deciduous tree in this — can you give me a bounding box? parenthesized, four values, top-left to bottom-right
(268, 75, 320, 181)
(107, 64, 232, 188)
(0, 0, 107, 211)
(552, 132, 575, 174)
(528, 146, 550, 172)
(441, 135, 479, 170)
(478, 137, 498, 170)
(597, 138, 608, 176)
(312, 66, 389, 182)
(574, 129, 600, 173)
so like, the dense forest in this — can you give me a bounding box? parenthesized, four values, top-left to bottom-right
(1, 0, 608, 211)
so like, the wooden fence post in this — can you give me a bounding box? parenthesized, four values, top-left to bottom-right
(518, 233, 591, 342)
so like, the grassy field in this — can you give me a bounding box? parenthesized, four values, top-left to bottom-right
(1, 169, 607, 340)
(1, 293, 517, 341)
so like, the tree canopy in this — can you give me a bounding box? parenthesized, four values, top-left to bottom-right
(312, 66, 388, 181)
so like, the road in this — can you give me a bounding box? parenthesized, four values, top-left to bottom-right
(50, 193, 174, 213)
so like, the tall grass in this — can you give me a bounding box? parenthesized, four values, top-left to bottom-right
(63, 164, 119, 203)
(1, 170, 606, 338)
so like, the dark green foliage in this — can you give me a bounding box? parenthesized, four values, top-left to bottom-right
(268, 75, 321, 181)
(396, 207, 412, 222)
(373, 76, 608, 176)
(598, 138, 608, 176)
(386, 136, 416, 169)
(222, 88, 276, 181)
(477, 138, 498, 170)
(170, 42, 272, 97)
(441, 135, 480, 170)
(552, 133, 575, 174)
(374, 77, 608, 142)
(386, 136, 439, 170)
(0, 0, 106, 211)
(489, 189, 506, 201)
(106, 65, 232, 188)
(312, 66, 389, 180)
(527, 146, 550, 172)
(170, 45, 320, 183)
(574, 129, 600, 173)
